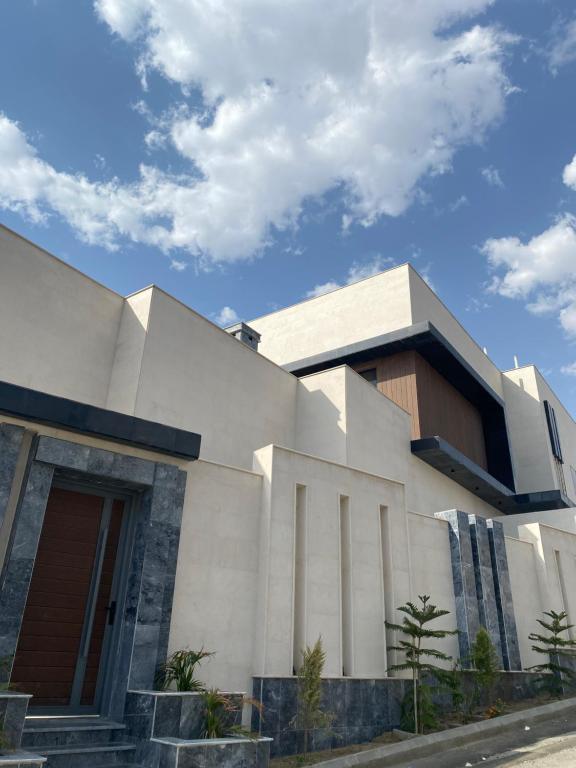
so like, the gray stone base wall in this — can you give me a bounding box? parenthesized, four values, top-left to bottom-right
(251, 677, 409, 757)
(0, 692, 31, 750)
(252, 672, 542, 757)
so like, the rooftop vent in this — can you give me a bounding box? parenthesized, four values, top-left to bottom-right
(226, 322, 261, 351)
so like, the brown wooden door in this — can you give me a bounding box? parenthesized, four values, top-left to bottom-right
(11, 486, 125, 710)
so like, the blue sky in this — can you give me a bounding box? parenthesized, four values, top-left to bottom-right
(1, 0, 576, 413)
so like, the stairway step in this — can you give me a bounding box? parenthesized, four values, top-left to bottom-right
(0, 752, 46, 766)
(30, 743, 136, 768)
(22, 719, 125, 748)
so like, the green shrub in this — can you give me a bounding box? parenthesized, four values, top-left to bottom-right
(291, 637, 334, 755)
(158, 648, 214, 692)
(529, 610, 576, 697)
(386, 595, 458, 734)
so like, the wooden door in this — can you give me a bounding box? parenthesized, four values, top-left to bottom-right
(11, 486, 125, 710)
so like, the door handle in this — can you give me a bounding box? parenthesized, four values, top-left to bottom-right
(106, 601, 117, 626)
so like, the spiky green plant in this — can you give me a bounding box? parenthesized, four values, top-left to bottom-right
(201, 689, 262, 740)
(158, 648, 214, 692)
(386, 595, 458, 734)
(470, 627, 500, 709)
(291, 637, 334, 755)
(528, 610, 576, 697)
(202, 688, 234, 739)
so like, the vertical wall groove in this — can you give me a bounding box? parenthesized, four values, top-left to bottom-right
(292, 484, 307, 673)
(339, 495, 353, 676)
(379, 505, 394, 672)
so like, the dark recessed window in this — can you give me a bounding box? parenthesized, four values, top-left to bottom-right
(359, 368, 377, 387)
(544, 400, 563, 463)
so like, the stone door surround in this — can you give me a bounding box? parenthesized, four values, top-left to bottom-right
(0, 423, 187, 718)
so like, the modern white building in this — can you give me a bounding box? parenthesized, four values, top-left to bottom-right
(1, 223, 576, 762)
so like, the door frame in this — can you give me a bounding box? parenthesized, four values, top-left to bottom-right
(27, 480, 137, 716)
(0, 433, 187, 721)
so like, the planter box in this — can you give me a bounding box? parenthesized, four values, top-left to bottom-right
(125, 690, 246, 768)
(0, 693, 32, 751)
(153, 736, 272, 768)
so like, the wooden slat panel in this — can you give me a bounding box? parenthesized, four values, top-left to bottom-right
(353, 351, 488, 469)
(11, 487, 103, 707)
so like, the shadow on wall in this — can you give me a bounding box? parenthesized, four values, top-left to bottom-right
(503, 376, 555, 495)
(295, 384, 347, 464)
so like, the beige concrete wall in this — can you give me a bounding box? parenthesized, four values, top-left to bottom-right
(407, 512, 459, 664)
(130, 288, 299, 469)
(504, 365, 576, 497)
(249, 265, 413, 366)
(407, 268, 503, 399)
(296, 368, 348, 465)
(0, 226, 123, 405)
(505, 536, 543, 669)
(169, 460, 263, 693)
(503, 367, 557, 494)
(252, 444, 410, 679)
(534, 369, 576, 499)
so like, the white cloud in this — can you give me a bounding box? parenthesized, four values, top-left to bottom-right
(564, 154, 576, 191)
(214, 305, 240, 326)
(1, 2, 514, 263)
(547, 18, 576, 73)
(306, 281, 342, 299)
(481, 165, 504, 188)
(483, 213, 576, 337)
(449, 195, 469, 212)
(561, 361, 576, 377)
(466, 296, 490, 313)
(170, 258, 187, 271)
(306, 254, 395, 298)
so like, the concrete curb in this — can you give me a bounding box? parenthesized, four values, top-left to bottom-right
(309, 697, 576, 768)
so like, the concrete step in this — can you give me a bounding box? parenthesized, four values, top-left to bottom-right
(27, 742, 136, 768)
(22, 719, 126, 749)
(0, 752, 46, 766)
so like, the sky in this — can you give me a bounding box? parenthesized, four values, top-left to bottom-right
(1, 0, 576, 413)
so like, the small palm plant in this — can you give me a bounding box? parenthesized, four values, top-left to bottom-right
(291, 637, 334, 755)
(202, 688, 235, 739)
(386, 595, 458, 734)
(528, 610, 576, 697)
(201, 688, 262, 740)
(158, 648, 214, 692)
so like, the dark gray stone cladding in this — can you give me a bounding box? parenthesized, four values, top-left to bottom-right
(0, 423, 26, 531)
(0, 428, 187, 718)
(0, 692, 31, 749)
(251, 677, 409, 757)
(469, 515, 503, 667)
(252, 672, 540, 757)
(435, 510, 521, 672)
(435, 510, 480, 663)
(487, 519, 522, 671)
(125, 691, 244, 768)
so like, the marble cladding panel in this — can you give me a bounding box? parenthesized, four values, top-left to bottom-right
(128, 463, 187, 694)
(253, 672, 539, 758)
(434, 510, 480, 664)
(251, 677, 408, 757)
(35, 436, 156, 486)
(487, 520, 522, 671)
(0, 460, 54, 678)
(156, 739, 271, 768)
(0, 693, 31, 749)
(468, 515, 504, 667)
(0, 424, 25, 532)
(0, 433, 188, 722)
